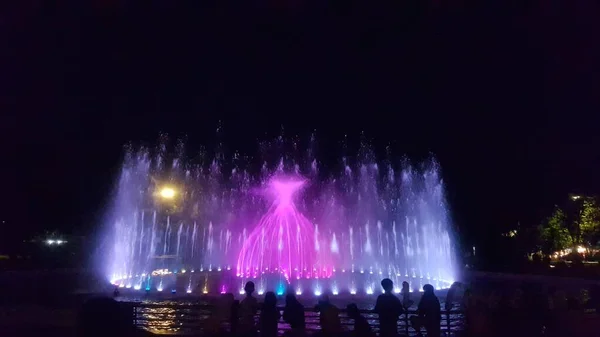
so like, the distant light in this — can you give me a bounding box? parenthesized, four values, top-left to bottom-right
(394, 288, 401, 294)
(314, 290, 322, 296)
(126, 284, 132, 289)
(366, 288, 374, 295)
(571, 195, 581, 201)
(186, 289, 192, 294)
(296, 290, 302, 295)
(171, 289, 176, 294)
(203, 289, 208, 294)
(239, 289, 245, 295)
(577, 246, 587, 254)
(159, 187, 176, 199)
(181, 269, 186, 274)
(46, 240, 55, 245)
(258, 290, 264, 295)
(157, 287, 163, 292)
(350, 290, 357, 295)
(134, 285, 141, 290)
(145, 287, 151, 291)
(332, 290, 339, 295)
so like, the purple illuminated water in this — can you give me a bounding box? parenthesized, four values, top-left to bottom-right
(104, 137, 456, 296)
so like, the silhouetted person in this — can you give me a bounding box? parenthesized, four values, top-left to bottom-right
(239, 281, 259, 337)
(77, 297, 150, 337)
(113, 286, 120, 297)
(207, 293, 235, 335)
(346, 303, 373, 337)
(260, 292, 280, 337)
(445, 282, 462, 311)
(401, 281, 413, 309)
(314, 294, 341, 336)
(375, 278, 404, 337)
(410, 284, 441, 337)
(283, 293, 305, 335)
(231, 299, 240, 336)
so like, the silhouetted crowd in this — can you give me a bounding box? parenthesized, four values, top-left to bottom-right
(81, 280, 600, 337)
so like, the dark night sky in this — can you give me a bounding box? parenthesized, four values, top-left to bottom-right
(1, 1, 599, 252)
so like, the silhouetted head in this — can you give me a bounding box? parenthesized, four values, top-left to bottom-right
(346, 303, 360, 318)
(402, 281, 409, 290)
(264, 291, 277, 308)
(318, 294, 330, 305)
(244, 281, 255, 295)
(423, 284, 435, 294)
(285, 293, 298, 305)
(381, 278, 394, 292)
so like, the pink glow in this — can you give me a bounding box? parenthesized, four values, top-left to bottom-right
(236, 177, 331, 282)
(270, 179, 305, 207)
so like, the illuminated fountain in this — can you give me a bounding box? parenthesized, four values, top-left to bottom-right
(237, 179, 324, 281)
(104, 136, 456, 297)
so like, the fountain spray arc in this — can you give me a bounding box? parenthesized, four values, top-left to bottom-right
(105, 137, 457, 296)
(237, 178, 330, 282)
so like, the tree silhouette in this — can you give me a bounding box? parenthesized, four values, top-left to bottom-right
(539, 207, 573, 254)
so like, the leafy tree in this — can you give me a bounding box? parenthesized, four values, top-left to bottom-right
(579, 198, 600, 246)
(540, 207, 573, 254)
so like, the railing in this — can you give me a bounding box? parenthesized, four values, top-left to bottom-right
(123, 302, 464, 336)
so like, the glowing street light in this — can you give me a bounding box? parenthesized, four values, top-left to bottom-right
(159, 187, 176, 199)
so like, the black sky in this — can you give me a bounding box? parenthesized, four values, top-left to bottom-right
(2, 1, 599, 250)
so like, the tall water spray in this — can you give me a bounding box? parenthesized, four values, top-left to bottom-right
(105, 137, 456, 294)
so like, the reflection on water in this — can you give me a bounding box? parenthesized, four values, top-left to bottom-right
(138, 307, 178, 334)
(125, 299, 463, 335)
(134, 305, 215, 334)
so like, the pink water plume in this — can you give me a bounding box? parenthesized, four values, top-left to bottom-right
(236, 178, 332, 282)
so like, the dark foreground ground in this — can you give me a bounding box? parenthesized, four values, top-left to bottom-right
(2, 269, 600, 336)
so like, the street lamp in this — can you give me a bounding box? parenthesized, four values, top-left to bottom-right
(159, 187, 176, 199)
